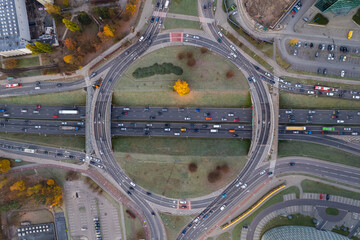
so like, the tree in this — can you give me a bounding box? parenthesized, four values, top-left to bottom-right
(96, 7, 110, 19)
(187, 58, 196, 67)
(0, 178, 7, 189)
(64, 38, 77, 51)
(44, 4, 61, 15)
(103, 24, 115, 37)
(63, 54, 82, 65)
(3, 59, 18, 69)
(77, 12, 92, 25)
(289, 38, 299, 46)
(26, 184, 43, 196)
(77, 41, 96, 55)
(177, 52, 185, 60)
(226, 70, 234, 78)
(173, 80, 190, 96)
(10, 180, 26, 191)
(26, 44, 43, 54)
(62, 19, 80, 32)
(125, 3, 136, 15)
(200, 47, 208, 54)
(35, 42, 53, 53)
(0, 159, 11, 173)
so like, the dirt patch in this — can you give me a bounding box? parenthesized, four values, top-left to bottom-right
(245, 0, 296, 27)
(7, 209, 53, 226)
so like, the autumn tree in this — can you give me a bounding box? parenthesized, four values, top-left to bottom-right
(3, 59, 18, 69)
(26, 184, 43, 197)
(62, 18, 80, 32)
(226, 70, 234, 78)
(44, 181, 62, 207)
(0, 159, 11, 173)
(10, 180, 26, 191)
(177, 52, 185, 60)
(44, 4, 61, 15)
(125, 3, 136, 15)
(47, 179, 55, 186)
(26, 42, 53, 54)
(64, 38, 77, 51)
(200, 47, 208, 54)
(63, 54, 82, 65)
(187, 58, 196, 67)
(0, 178, 7, 189)
(173, 80, 190, 96)
(288, 38, 299, 46)
(103, 24, 115, 37)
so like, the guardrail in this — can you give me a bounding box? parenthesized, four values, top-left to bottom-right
(221, 184, 286, 229)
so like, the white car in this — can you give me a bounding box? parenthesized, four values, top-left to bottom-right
(353, 96, 360, 99)
(285, 110, 292, 114)
(21, 109, 28, 113)
(221, 118, 227, 121)
(307, 91, 315, 94)
(184, 117, 191, 120)
(220, 205, 226, 211)
(118, 123, 124, 127)
(174, 132, 180, 136)
(337, 120, 344, 123)
(235, 181, 242, 187)
(293, 131, 299, 134)
(193, 35, 200, 39)
(179, 200, 187, 204)
(130, 182, 136, 187)
(352, 132, 359, 136)
(265, 72, 271, 77)
(241, 184, 248, 189)
(309, 110, 316, 114)
(230, 52, 237, 58)
(295, 84, 302, 88)
(260, 170, 266, 175)
(120, 128, 127, 131)
(238, 126, 245, 129)
(164, 128, 171, 131)
(344, 128, 351, 131)
(230, 45, 236, 51)
(61, 122, 67, 125)
(341, 70, 345, 77)
(35, 125, 41, 129)
(217, 31, 223, 37)
(326, 92, 334, 96)
(228, 113, 234, 117)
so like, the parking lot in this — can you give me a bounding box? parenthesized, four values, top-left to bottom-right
(64, 180, 123, 240)
(285, 39, 360, 78)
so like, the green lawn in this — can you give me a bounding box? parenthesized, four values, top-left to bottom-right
(0, 133, 85, 151)
(168, 0, 198, 16)
(280, 91, 360, 110)
(122, 205, 145, 239)
(326, 208, 339, 216)
(310, 13, 329, 25)
(164, 18, 201, 30)
(231, 186, 299, 238)
(113, 137, 250, 198)
(217, 232, 232, 240)
(276, 46, 291, 69)
(278, 141, 360, 168)
(17, 57, 40, 68)
(0, 89, 86, 106)
(353, 8, 360, 25)
(114, 45, 250, 108)
(18, 70, 42, 77)
(301, 180, 360, 201)
(260, 214, 316, 237)
(159, 213, 195, 240)
(281, 76, 360, 91)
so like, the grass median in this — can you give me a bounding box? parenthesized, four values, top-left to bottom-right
(113, 45, 250, 108)
(301, 179, 360, 201)
(232, 186, 300, 239)
(278, 141, 360, 168)
(280, 91, 360, 110)
(113, 137, 250, 198)
(168, 0, 198, 16)
(0, 133, 85, 151)
(160, 213, 195, 239)
(164, 18, 201, 30)
(0, 89, 86, 106)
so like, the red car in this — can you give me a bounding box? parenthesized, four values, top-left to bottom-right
(53, 115, 59, 118)
(234, 118, 239, 122)
(320, 194, 323, 199)
(36, 104, 41, 109)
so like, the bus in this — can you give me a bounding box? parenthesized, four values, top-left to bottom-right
(348, 30, 353, 39)
(322, 127, 335, 131)
(285, 126, 306, 131)
(314, 86, 331, 91)
(5, 83, 21, 88)
(59, 110, 79, 115)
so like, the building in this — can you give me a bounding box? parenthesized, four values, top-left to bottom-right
(17, 223, 56, 240)
(262, 226, 349, 240)
(315, 0, 360, 15)
(0, 0, 32, 57)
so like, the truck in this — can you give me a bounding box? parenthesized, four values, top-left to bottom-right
(322, 127, 335, 131)
(23, 148, 36, 153)
(59, 110, 79, 115)
(60, 126, 79, 131)
(164, 0, 169, 9)
(285, 126, 306, 131)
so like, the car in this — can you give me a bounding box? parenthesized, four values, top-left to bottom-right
(193, 35, 200, 39)
(159, 19, 163, 25)
(164, 128, 171, 131)
(181, 205, 187, 209)
(326, 194, 330, 200)
(206, 117, 212, 120)
(218, 31, 223, 37)
(342, 56, 347, 62)
(317, 68, 321, 74)
(309, 110, 316, 114)
(221, 193, 227, 198)
(235, 181, 242, 187)
(147, 39, 152, 45)
(35, 86, 41, 90)
(139, 36, 144, 42)
(352, 132, 359, 136)
(241, 184, 247, 189)
(150, 17, 154, 23)
(174, 132, 180, 136)
(323, 69, 327, 75)
(289, 162, 295, 166)
(310, 43, 313, 48)
(130, 182, 136, 187)
(221, 118, 227, 121)
(295, 84, 302, 88)
(326, 92, 334, 96)
(155, 16, 159, 22)
(220, 205, 226, 211)
(36, 104, 41, 109)
(353, 96, 360, 99)
(204, 112, 210, 117)
(184, 117, 191, 120)
(293, 131, 299, 134)
(307, 91, 314, 94)
(202, 124, 208, 128)
(268, 171, 273, 176)
(265, 72, 271, 77)
(293, 49, 297, 56)
(320, 194, 323, 199)
(161, 108, 168, 112)
(228, 113, 234, 117)
(230, 52, 237, 58)
(230, 45, 236, 51)
(53, 115, 59, 118)
(341, 70, 345, 77)
(127, 191, 132, 195)
(234, 118, 240, 122)
(337, 120, 344, 123)
(151, 211, 156, 216)
(34, 125, 41, 129)
(61, 122, 67, 125)
(260, 170, 266, 175)
(285, 110, 293, 114)
(195, 108, 200, 112)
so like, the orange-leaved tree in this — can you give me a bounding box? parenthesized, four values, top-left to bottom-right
(26, 183, 44, 197)
(103, 24, 115, 37)
(0, 159, 11, 173)
(288, 38, 299, 46)
(47, 179, 55, 186)
(173, 80, 190, 96)
(44, 180, 62, 207)
(44, 3, 61, 15)
(10, 180, 26, 191)
(125, 3, 136, 15)
(64, 38, 77, 51)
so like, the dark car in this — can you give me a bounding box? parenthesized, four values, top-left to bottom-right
(146, 192, 152, 196)
(151, 212, 156, 216)
(57, 83, 62, 87)
(125, 50, 129, 55)
(165, 123, 170, 127)
(149, 116, 155, 119)
(317, 68, 321, 74)
(202, 124, 208, 128)
(326, 194, 330, 200)
(289, 162, 295, 166)
(323, 69, 327, 75)
(310, 43, 313, 48)
(127, 191, 132, 195)
(150, 17, 155, 23)
(181, 205, 187, 209)
(147, 39, 152, 45)
(254, 65, 260, 70)
(156, 2, 159, 7)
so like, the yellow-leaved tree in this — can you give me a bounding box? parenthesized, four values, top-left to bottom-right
(173, 80, 190, 96)
(288, 38, 299, 46)
(103, 24, 115, 37)
(0, 159, 11, 173)
(10, 180, 26, 191)
(47, 179, 55, 186)
(0, 178, 7, 189)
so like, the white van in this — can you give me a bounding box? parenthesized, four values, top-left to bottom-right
(139, 36, 144, 42)
(210, 129, 218, 133)
(213, 125, 221, 128)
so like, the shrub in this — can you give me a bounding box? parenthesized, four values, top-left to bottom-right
(187, 58, 196, 67)
(188, 163, 198, 172)
(177, 52, 185, 60)
(353, 9, 360, 25)
(226, 70, 234, 78)
(186, 51, 193, 58)
(310, 13, 329, 25)
(132, 63, 183, 79)
(200, 47, 208, 53)
(78, 12, 92, 25)
(208, 170, 221, 183)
